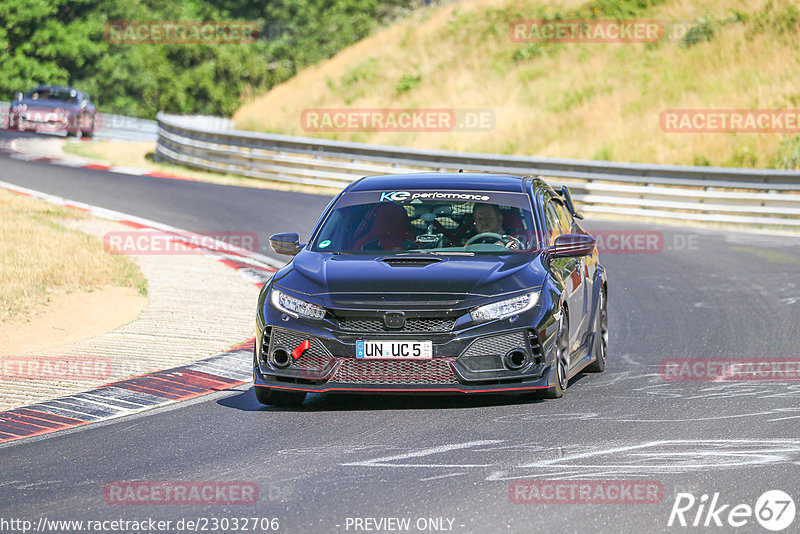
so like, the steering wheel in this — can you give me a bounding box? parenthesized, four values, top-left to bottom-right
(464, 232, 523, 248)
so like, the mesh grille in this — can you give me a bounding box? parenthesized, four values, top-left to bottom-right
(339, 317, 454, 333)
(269, 329, 332, 371)
(331, 358, 458, 384)
(461, 331, 528, 359)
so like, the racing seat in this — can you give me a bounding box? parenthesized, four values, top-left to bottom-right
(352, 204, 415, 251)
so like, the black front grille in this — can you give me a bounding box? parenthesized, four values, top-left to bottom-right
(339, 317, 454, 333)
(331, 358, 458, 384)
(461, 331, 528, 358)
(269, 329, 333, 371)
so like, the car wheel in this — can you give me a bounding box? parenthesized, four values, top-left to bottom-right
(83, 118, 95, 138)
(543, 314, 569, 398)
(585, 286, 608, 373)
(254, 386, 307, 407)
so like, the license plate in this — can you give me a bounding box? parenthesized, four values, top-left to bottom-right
(356, 340, 432, 359)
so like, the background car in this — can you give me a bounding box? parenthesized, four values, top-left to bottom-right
(8, 84, 96, 138)
(254, 172, 608, 406)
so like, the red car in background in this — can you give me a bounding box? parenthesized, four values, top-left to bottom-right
(8, 85, 96, 138)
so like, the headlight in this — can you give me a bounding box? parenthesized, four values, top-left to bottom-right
(270, 289, 326, 320)
(471, 292, 539, 322)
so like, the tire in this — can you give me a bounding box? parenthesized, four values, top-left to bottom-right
(543, 314, 569, 399)
(83, 118, 95, 138)
(585, 286, 608, 373)
(254, 386, 307, 407)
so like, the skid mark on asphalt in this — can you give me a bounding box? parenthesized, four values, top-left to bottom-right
(626, 382, 800, 401)
(277, 444, 392, 456)
(486, 439, 800, 480)
(338, 439, 800, 481)
(579, 369, 800, 401)
(341, 440, 503, 468)
(419, 472, 468, 481)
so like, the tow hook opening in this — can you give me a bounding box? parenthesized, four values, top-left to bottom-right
(271, 347, 292, 368)
(504, 349, 528, 370)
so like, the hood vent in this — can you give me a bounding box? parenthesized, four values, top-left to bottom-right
(381, 256, 442, 267)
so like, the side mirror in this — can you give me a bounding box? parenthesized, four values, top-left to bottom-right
(269, 232, 302, 256)
(14, 92, 23, 102)
(548, 233, 596, 258)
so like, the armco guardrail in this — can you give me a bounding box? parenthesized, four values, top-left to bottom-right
(156, 113, 800, 228)
(1, 101, 156, 142)
(93, 112, 157, 142)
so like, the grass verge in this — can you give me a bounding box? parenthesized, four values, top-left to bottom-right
(0, 189, 147, 321)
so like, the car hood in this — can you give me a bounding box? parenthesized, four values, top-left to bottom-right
(274, 251, 546, 310)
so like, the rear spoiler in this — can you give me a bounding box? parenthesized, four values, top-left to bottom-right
(559, 185, 583, 220)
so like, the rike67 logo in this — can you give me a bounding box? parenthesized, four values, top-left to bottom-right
(668, 490, 795, 531)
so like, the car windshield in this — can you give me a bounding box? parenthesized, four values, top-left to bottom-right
(310, 189, 541, 254)
(26, 89, 79, 103)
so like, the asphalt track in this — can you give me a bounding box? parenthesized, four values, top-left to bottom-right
(2, 135, 800, 533)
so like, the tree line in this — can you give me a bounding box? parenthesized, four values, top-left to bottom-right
(0, 0, 413, 118)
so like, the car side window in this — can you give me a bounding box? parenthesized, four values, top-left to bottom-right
(544, 201, 562, 243)
(552, 199, 574, 233)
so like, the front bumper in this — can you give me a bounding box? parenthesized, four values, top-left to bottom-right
(15, 112, 69, 132)
(253, 323, 556, 395)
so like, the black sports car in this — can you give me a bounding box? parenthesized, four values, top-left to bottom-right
(254, 173, 608, 406)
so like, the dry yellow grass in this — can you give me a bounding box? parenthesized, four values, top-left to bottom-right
(0, 189, 147, 321)
(233, 0, 800, 168)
